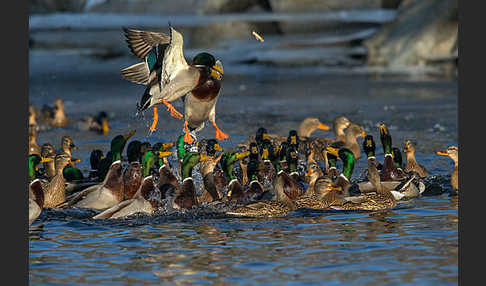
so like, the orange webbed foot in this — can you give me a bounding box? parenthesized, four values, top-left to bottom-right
(184, 121, 195, 144)
(149, 106, 158, 132)
(162, 99, 183, 119)
(212, 121, 229, 141)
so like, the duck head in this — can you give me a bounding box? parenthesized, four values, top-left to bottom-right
(192, 52, 224, 80)
(205, 139, 223, 157)
(298, 117, 330, 137)
(362, 135, 376, 159)
(437, 146, 458, 164)
(379, 124, 392, 155)
(110, 130, 136, 161)
(392, 147, 403, 169)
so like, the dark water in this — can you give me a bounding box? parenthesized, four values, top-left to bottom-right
(29, 41, 458, 285)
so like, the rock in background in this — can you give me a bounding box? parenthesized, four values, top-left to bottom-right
(364, 0, 458, 74)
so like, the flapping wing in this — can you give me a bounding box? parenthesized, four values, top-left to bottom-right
(120, 62, 150, 85)
(161, 27, 189, 86)
(148, 67, 200, 108)
(123, 27, 170, 59)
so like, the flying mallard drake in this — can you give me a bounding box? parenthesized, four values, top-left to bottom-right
(120, 26, 227, 144)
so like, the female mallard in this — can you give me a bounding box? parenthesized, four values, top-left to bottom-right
(296, 166, 345, 210)
(43, 154, 71, 208)
(93, 176, 163, 219)
(35, 98, 69, 128)
(333, 116, 351, 142)
(403, 140, 429, 178)
(226, 171, 297, 218)
(330, 162, 397, 211)
(437, 146, 458, 191)
(29, 124, 40, 156)
(29, 179, 44, 226)
(199, 152, 224, 203)
(330, 123, 366, 160)
(40, 144, 56, 180)
(77, 111, 110, 135)
(121, 27, 227, 143)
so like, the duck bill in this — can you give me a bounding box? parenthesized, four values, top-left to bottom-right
(305, 169, 313, 176)
(102, 119, 109, 135)
(403, 142, 411, 153)
(379, 124, 388, 135)
(124, 130, 136, 141)
(40, 157, 54, 163)
(365, 139, 373, 148)
(325, 146, 339, 157)
(436, 150, 449, 156)
(70, 143, 78, 150)
(200, 154, 213, 162)
(210, 63, 224, 80)
(70, 158, 81, 164)
(330, 185, 342, 192)
(318, 122, 330, 131)
(262, 133, 269, 139)
(162, 142, 175, 150)
(158, 151, 172, 158)
(360, 131, 367, 137)
(290, 136, 297, 145)
(214, 143, 223, 152)
(262, 149, 269, 160)
(236, 151, 250, 160)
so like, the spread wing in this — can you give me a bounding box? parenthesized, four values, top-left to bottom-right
(120, 62, 150, 85)
(161, 27, 189, 86)
(123, 27, 170, 59)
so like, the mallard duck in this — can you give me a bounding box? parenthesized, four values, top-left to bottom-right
(437, 146, 458, 191)
(152, 141, 175, 169)
(360, 138, 424, 199)
(167, 150, 208, 210)
(77, 111, 110, 135)
(226, 171, 297, 217)
(29, 124, 40, 155)
(362, 134, 382, 169)
(199, 152, 225, 203)
(28, 154, 53, 182)
(29, 104, 37, 126)
(61, 160, 125, 210)
(297, 118, 331, 137)
(40, 144, 56, 180)
(296, 167, 345, 210)
(141, 149, 172, 178)
(123, 161, 143, 200)
(379, 124, 405, 181)
(29, 179, 44, 226)
(392, 147, 408, 178)
(330, 161, 397, 211)
(218, 151, 251, 201)
(330, 123, 366, 160)
(403, 140, 429, 177)
(98, 130, 136, 180)
(121, 27, 227, 143)
(43, 153, 71, 208)
(36, 98, 69, 128)
(88, 149, 105, 179)
(93, 176, 163, 219)
(333, 116, 351, 142)
(324, 146, 355, 197)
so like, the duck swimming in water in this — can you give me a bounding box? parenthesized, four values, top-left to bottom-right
(121, 26, 227, 144)
(437, 146, 458, 191)
(403, 140, 429, 178)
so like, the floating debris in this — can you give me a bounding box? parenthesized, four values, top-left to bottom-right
(252, 31, 264, 43)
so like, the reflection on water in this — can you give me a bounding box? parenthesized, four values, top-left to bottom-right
(30, 194, 458, 285)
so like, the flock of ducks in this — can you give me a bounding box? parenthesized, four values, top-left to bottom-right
(29, 26, 458, 226)
(28, 115, 459, 226)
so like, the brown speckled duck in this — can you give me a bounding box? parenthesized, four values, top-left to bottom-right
(330, 123, 366, 160)
(43, 153, 71, 208)
(226, 171, 297, 218)
(403, 140, 429, 178)
(437, 146, 458, 191)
